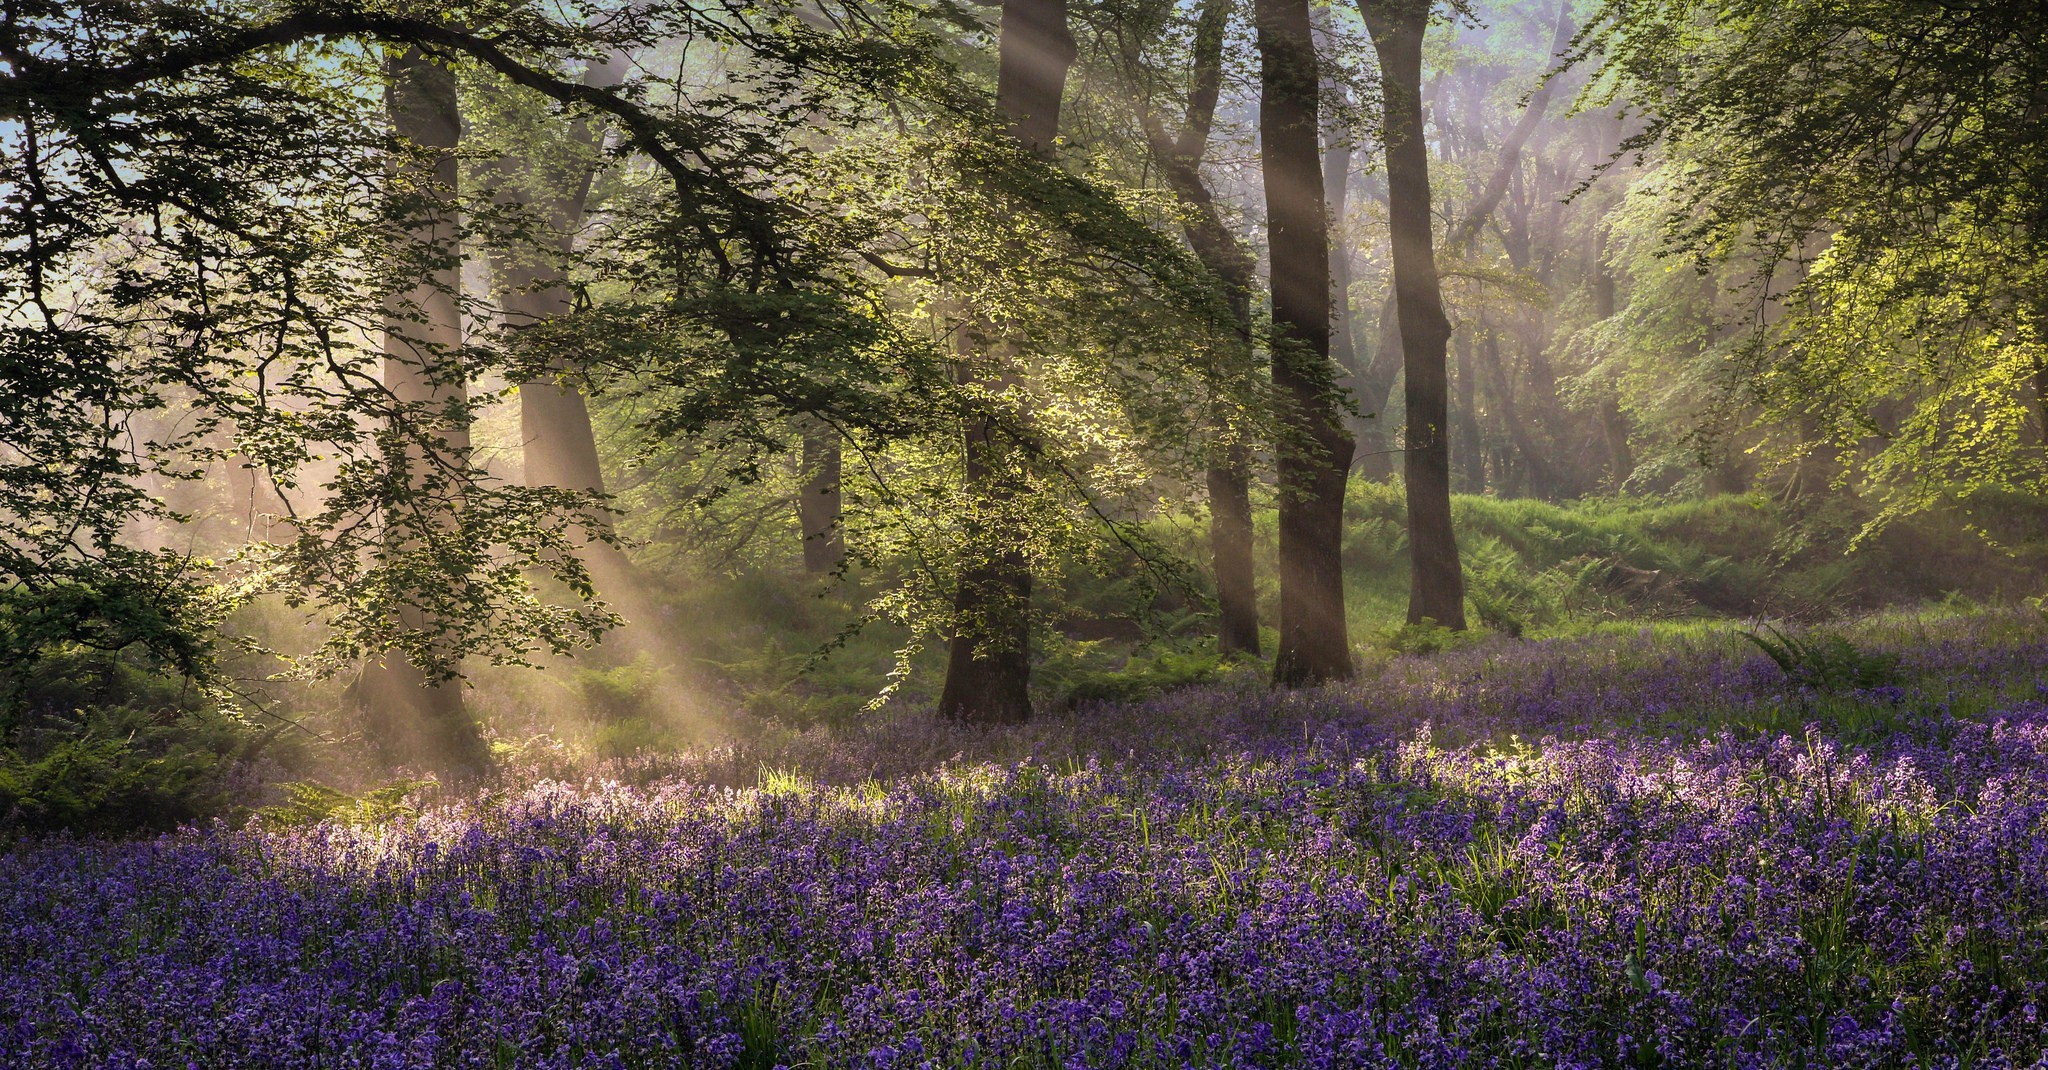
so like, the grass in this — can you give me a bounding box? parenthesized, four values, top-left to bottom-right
(602, 485, 2048, 728)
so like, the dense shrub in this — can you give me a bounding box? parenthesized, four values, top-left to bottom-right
(0, 647, 262, 836)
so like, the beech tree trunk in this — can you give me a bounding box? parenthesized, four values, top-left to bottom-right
(1356, 291, 1403, 481)
(1362, 0, 1466, 630)
(1592, 227, 1635, 490)
(504, 55, 625, 506)
(798, 418, 845, 573)
(1260, 0, 1356, 686)
(1322, 82, 1361, 398)
(490, 54, 661, 683)
(1453, 329, 1483, 492)
(1602, 395, 1635, 492)
(1206, 452, 1260, 654)
(937, 0, 1076, 724)
(358, 46, 489, 778)
(1141, 0, 1260, 656)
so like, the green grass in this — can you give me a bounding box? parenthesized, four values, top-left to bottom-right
(472, 485, 2048, 733)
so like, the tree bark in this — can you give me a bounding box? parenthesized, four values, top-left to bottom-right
(1362, 0, 1466, 630)
(1592, 225, 1635, 491)
(1206, 450, 1260, 654)
(1323, 86, 1360, 392)
(939, 341, 1036, 725)
(1601, 394, 1635, 492)
(1138, 0, 1260, 656)
(937, 0, 1076, 724)
(503, 54, 625, 502)
(798, 417, 845, 573)
(1260, 0, 1356, 686)
(1356, 291, 1403, 480)
(359, 45, 489, 778)
(491, 53, 662, 674)
(1453, 328, 1483, 492)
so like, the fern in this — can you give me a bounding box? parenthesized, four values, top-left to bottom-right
(1740, 625, 1903, 692)
(258, 779, 427, 828)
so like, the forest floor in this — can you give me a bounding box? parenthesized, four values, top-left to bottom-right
(7, 611, 2048, 1067)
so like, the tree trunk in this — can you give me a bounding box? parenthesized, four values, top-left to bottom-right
(1260, 0, 1356, 686)
(1356, 291, 1403, 481)
(1206, 447, 1260, 654)
(2034, 351, 2048, 474)
(1516, 320, 1564, 500)
(1453, 328, 1483, 493)
(939, 344, 1036, 725)
(1592, 228, 1635, 491)
(490, 54, 661, 678)
(1602, 395, 1635, 492)
(503, 55, 625, 504)
(1206, 438, 1261, 659)
(1362, 0, 1465, 630)
(1141, 0, 1261, 657)
(937, 0, 1076, 724)
(1480, 324, 1554, 499)
(798, 418, 845, 573)
(1323, 88, 1360, 393)
(359, 45, 488, 778)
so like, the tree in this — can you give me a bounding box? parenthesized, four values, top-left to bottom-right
(0, 0, 966, 747)
(1583, 0, 2048, 529)
(352, 46, 490, 777)
(497, 54, 629, 510)
(936, 0, 1079, 723)
(1259, 0, 1356, 684)
(797, 419, 847, 573)
(471, 49, 671, 633)
(1435, 0, 1580, 501)
(1126, 0, 1263, 657)
(1360, 0, 1464, 630)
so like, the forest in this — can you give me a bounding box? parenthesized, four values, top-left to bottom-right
(2, 0, 2046, 1065)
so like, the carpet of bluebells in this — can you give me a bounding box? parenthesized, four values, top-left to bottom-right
(8, 615, 2048, 1069)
